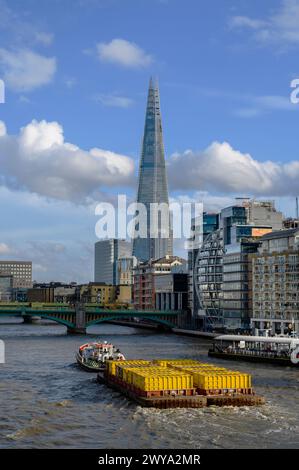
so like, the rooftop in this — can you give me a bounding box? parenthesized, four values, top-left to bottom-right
(260, 228, 299, 241)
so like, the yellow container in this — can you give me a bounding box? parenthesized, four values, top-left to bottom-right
(116, 361, 152, 378)
(106, 360, 151, 376)
(130, 370, 193, 391)
(191, 371, 252, 390)
(153, 359, 200, 367)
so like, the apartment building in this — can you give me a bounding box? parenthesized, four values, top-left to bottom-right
(252, 228, 299, 335)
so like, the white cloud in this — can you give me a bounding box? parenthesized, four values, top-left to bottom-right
(33, 263, 48, 273)
(170, 192, 235, 213)
(64, 77, 77, 89)
(19, 95, 31, 104)
(34, 32, 54, 46)
(230, 16, 268, 30)
(256, 95, 295, 110)
(0, 0, 54, 48)
(0, 49, 56, 92)
(94, 93, 134, 108)
(234, 108, 261, 118)
(167, 141, 299, 197)
(230, 0, 299, 47)
(235, 94, 297, 117)
(97, 39, 153, 68)
(0, 242, 12, 254)
(0, 121, 6, 137)
(0, 119, 135, 202)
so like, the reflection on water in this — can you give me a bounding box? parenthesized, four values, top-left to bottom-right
(0, 318, 298, 449)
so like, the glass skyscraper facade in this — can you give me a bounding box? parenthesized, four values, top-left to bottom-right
(132, 78, 172, 262)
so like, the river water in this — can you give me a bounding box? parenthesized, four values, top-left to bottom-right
(0, 318, 298, 449)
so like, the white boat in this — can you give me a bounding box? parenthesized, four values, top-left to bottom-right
(209, 334, 299, 366)
(76, 340, 125, 372)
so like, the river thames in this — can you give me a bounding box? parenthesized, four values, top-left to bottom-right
(0, 318, 298, 449)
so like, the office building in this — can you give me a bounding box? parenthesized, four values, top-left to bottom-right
(155, 272, 188, 311)
(132, 78, 172, 262)
(245, 199, 283, 231)
(117, 256, 138, 286)
(0, 274, 13, 301)
(187, 213, 219, 316)
(193, 200, 280, 331)
(133, 255, 186, 310)
(94, 239, 131, 285)
(0, 261, 32, 288)
(80, 283, 132, 306)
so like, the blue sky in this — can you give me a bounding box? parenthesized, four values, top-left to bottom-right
(0, 0, 299, 281)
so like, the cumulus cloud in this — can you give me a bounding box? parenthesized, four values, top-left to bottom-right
(170, 192, 235, 213)
(1, 119, 299, 204)
(230, 0, 299, 47)
(167, 141, 299, 197)
(0, 49, 56, 92)
(0, 119, 135, 202)
(97, 39, 153, 68)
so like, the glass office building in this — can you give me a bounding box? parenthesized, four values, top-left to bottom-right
(132, 78, 172, 262)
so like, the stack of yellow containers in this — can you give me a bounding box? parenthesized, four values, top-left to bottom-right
(105, 359, 252, 395)
(106, 360, 151, 377)
(116, 362, 155, 382)
(127, 366, 194, 392)
(193, 371, 251, 391)
(167, 362, 252, 392)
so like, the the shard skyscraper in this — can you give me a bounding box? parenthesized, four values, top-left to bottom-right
(132, 78, 173, 262)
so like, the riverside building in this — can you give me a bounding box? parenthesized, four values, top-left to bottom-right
(251, 228, 299, 335)
(187, 213, 219, 320)
(192, 200, 283, 332)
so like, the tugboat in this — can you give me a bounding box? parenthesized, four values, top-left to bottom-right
(76, 340, 125, 372)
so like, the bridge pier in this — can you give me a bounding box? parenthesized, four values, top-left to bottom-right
(23, 315, 41, 324)
(156, 324, 171, 332)
(67, 303, 86, 335)
(67, 326, 86, 335)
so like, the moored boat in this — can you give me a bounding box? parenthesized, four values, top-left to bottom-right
(209, 334, 299, 366)
(76, 341, 125, 372)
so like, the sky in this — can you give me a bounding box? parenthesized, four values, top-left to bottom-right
(0, 0, 299, 282)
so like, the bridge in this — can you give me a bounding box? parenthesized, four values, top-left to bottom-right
(0, 303, 182, 334)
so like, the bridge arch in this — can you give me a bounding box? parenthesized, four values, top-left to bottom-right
(29, 314, 75, 329)
(86, 315, 176, 329)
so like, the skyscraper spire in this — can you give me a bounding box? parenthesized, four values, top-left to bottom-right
(133, 78, 173, 262)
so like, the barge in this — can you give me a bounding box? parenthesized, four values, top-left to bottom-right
(209, 335, 299, 367)
(97, 359, 265, 409)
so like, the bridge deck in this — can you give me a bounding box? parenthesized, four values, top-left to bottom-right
(0, 304, 182, 331)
